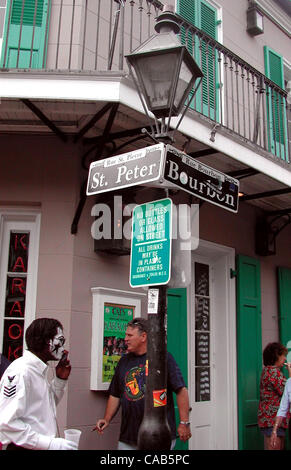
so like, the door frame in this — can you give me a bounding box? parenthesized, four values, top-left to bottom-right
(187, 239, 238, 449)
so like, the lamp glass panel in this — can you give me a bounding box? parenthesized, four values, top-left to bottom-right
(134, 52, 179, 111)
(255, 11, 263, 30)
(174, 60, 195, 111)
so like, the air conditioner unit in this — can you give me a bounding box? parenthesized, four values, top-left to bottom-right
(93, 193, 131, 256)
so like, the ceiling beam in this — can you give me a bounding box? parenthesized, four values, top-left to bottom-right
(240, 187, 291, 201)
(188, 148, 219, 158)
(267, 207, 291, 216)
(74, 102, 113, 142)
(71, 103, 120, 235)
(228, 168, 260, 179)
(83, 125, 152, 144)
(21, 99, 67, 142)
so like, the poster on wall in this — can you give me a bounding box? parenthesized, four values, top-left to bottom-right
(90, 287, 145, 390)
(102, 303, 134, 383)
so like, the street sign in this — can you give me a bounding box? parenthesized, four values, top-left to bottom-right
(86, 143, 239, 213)
(130, 198, 172, 288)
(86, 143, 165, 196)
(163, 145, 239, 213)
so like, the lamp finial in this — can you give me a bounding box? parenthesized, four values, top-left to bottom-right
(155, 5, 180, 34)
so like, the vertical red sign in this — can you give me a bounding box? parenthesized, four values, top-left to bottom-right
(2, 231, 30, 362)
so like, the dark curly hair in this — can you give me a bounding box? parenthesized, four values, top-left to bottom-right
(263, 342, 288, 366)
(25, 318, 63, 354)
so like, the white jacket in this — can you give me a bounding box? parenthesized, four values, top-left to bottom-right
(0, 350, 67, 449)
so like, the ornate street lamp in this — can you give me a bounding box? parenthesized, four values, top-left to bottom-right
(126, 5, 203, 142)
(125, 5, 203, 451)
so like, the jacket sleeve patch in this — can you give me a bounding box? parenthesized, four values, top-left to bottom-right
(2, 374, 19, 398)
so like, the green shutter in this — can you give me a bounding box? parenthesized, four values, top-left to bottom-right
(0, 0, 51, 68)
(199, 0, 218, 119)
(11, 0, 44, 26)
(264, 46, 288, 160)
(167, 288, 188, 450)
(177, 0, 196, 23)
(177, 0, 196, 55)
(278, 267, 291, 449)
(278, 267, 291, 355)
(236, 255, 263, 450)
(177, 0, 219, 120)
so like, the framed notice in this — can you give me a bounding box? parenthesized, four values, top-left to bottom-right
(90, 287, 145, 390)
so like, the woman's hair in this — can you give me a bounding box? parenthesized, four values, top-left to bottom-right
(25, 318, 63, 353)
(263, 342, 288, 366)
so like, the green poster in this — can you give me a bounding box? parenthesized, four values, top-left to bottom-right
(102, 303, 134, 382)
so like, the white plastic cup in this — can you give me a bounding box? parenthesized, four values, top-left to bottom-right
(64, 429, 82, 448)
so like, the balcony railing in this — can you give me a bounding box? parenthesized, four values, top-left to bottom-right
(0, 0, 289, 163)
(0, 0, 163, 70)
(176, 14, 290, 163)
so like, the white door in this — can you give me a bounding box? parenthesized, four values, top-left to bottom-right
(188, 241, 237, 450)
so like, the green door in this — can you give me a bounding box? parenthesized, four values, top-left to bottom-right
(167, 288, 188, 450)
(236, 255, 264, 450)
(0, 0, 51, 68)
(278, 267, 291, 376)
(278, 267, 291, 348)
(278, 267, 291, 448)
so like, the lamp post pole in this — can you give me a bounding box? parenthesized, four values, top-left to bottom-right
(137, 285, 171, 450)
(137, 7, 180, 450)
(126, 4, 203, 451)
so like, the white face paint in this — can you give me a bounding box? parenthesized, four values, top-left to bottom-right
(49, 327, 65, 360)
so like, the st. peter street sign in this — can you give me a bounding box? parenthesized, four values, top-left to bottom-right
(86, 144, 164, 195)
(87, 143, 239, 213)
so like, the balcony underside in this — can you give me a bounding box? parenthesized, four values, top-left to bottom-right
(0, 70, 290, 216)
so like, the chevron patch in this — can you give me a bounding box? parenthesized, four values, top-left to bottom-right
(3, 385, 17, 398)
(2, 374, 19, 398)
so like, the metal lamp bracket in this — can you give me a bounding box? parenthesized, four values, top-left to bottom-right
(255, 212, 291, 256)
(268, 214, 291, 243)
(210, 124, 220, 142)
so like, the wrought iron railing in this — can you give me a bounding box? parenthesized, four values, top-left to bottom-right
(175, 13, 290, 163)
(0, 0, 163, 70)
(0, 0, 289, 162)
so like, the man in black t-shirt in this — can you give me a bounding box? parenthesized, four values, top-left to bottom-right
(94, 318, 191, 450)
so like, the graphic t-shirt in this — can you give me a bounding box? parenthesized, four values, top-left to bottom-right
(109, 352, 186, 445)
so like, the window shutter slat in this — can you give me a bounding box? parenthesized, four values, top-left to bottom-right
(11, 0, 44, 27)
(0, 0, 50, 68)
(177, 0, 219, 120)
(200, 2, 217, 110)
(264, 46, 287, 159)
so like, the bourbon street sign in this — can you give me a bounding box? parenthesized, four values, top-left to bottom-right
(163, 146, 239, 213)
(86, 143, 164, 196)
